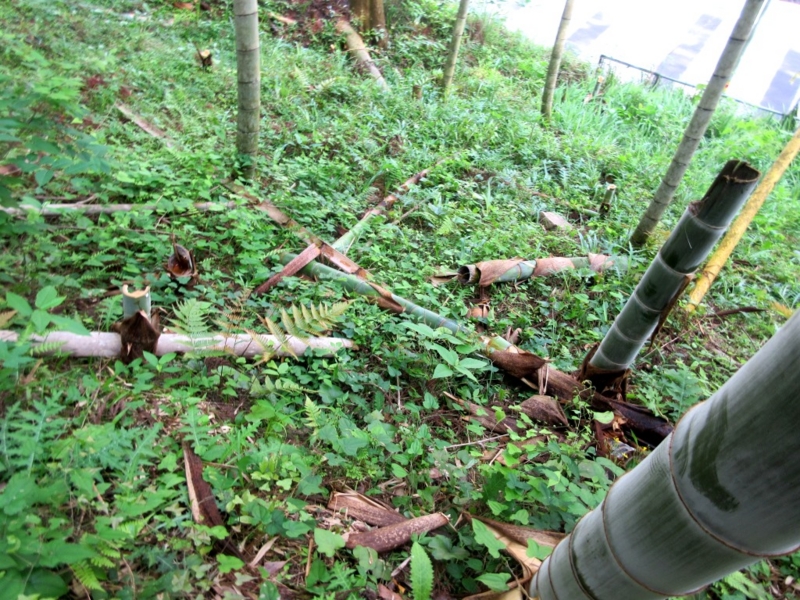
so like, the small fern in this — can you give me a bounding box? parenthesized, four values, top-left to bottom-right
(253, 301, 351, 361)
(251, 375, 305, 397)
(215, 287, 252, 337)
(303, 396, 323, 435)
(73, 560, 103, 591)
(29, 341, 66, 356)
(170, 298, 214, 350)
(436, 216, 455, 236)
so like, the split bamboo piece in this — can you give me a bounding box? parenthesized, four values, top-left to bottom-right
(686, 124, 800, 312)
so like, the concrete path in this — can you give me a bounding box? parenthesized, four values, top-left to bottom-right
(488, 0, 800, 115)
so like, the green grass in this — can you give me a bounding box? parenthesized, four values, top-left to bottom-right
(1, 0, 798, 597)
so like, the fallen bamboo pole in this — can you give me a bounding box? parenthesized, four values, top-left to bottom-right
(0, 330, 353, 359)
(437, 254, 626, 287)
(223, 182, 372, 280)
(279, 253, 465, 333)
(334, 18, 389, 90)
(332, 162, 441, 253)
(1, 200, 237, 217)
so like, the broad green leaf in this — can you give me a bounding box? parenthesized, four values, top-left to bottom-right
(0, 473, 38, 515)
(427, 535, 469, 561)
(5, 292, 31, 317)
(431, 343, 458, 366)
(593, 411, 615, 424)
(314, 528, 345, 557)
(30, 309, 52, 333)
(526, 540, 553, 561)
(34, 286, 64, 310)
(458, 357, 489, 370)
(35, 169, 55, 188)
(410, 541, 433, 600)
(432, 363, 454, 379)
(26, 568, 68, 598)
(471, 518, 506, 559)
(391, 463, 408, 478)
(38, 541, 97, 567)
(476, 572, 511, 591)
(217, 554, 245, 574)
(338, 435, 368, 457)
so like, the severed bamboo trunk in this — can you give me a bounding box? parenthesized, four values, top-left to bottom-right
(630, 0, 766, 246)
(451, 254, 625, 287)
(0, 330, 352, 358)
(687, 123, 800, 311)
(234, 0, 261, 179)
(532, 311, 800, 599)
(441, 0, 470, 95)
(541, 0, 575, 122)
(1, 201, 237, 217)
(586, 161, 759, 376)
(335, 19, 389, 90)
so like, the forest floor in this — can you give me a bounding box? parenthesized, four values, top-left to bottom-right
(1, 0, 799, 598)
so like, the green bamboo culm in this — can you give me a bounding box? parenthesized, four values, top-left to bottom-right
(234, 0, 260, 179)
(278, 253, 465, 334)
(531, 310, 800, 599)
(589, 160, 759, 372)
(441, 0, 470, 95)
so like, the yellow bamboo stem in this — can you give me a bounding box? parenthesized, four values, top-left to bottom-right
(686, 125, 800, 312)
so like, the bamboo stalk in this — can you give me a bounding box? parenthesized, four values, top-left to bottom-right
(223, 182, 372, 279)
(441, 0, 470, 95)
(334, 19, 389, 90)
(115, 103, 177, 148)
(541, 0, 575, 122)
(234, 0, 261, 179)
(0, 330, 352, 358)
(0, 201, 237, 217)
(279, 253, 465, 333)
(332, 162, 439, 253)
(686, 124, 800, 312)
(532, 311, 800, 599)
(452, 254, 625, 286)
(630, 0, 766, 246)
(588, 160, 760, 374)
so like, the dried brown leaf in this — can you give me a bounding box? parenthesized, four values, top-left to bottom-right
(328, 491, 407, 526)
(519, 395, 568, 427)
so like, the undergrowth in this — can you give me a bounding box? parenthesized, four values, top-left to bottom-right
(0, 0, 798, 598)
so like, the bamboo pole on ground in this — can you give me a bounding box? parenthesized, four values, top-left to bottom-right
(586, 160, 760, 377)
(1, 201, 237, 217)
(0, 330, 352, 358)
(332, 162, 439, 253)
(541, 0, 575, 122)
(686, 124, 800, 312)
(629, 0, 766, 246)
(335, 19, 389, 90)
(450, 254, 625, 286)
(441, 0, 470, 95)
(531, 311, 800, 599)
(234, 0, 261, 179)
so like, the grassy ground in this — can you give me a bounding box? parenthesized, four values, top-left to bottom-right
(1, 0, 799, 598)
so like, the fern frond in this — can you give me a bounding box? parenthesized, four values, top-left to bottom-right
(0, 310, 16, 328)
(73, 560, 103, 591)
(171, 299, 214, 350)
(245, 328, 277, 362)
(281, 308, 303, 339)
(216, 287, 252, 335)
(29, 341, 66, 356)
(303, 396, 322, 433)
(256, 316, 295, 359)
(91, 555, 115, 568)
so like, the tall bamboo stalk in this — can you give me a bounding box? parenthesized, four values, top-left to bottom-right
(441, 0, 470, 95)
(686, 124, 800, 312)
(541, 0, 575, 122)
(532, 310, 800, 599)
(234, 0, 260, 179)
(629, 0, 765, 246)
(587, 161, 759, 374)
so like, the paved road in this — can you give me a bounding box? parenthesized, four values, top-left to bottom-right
(489, 0, 800, 115)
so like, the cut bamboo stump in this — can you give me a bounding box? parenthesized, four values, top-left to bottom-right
(335, 19, 388, 90)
